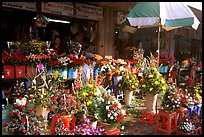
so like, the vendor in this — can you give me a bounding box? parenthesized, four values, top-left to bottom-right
(50, 35, 67, 57)
(81, 53, 95, 86)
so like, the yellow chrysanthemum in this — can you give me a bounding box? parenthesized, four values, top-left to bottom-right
(142, 84, 146, 88)
(116, 70, 120, 74)
(87, 84, 93, 88)
(154, 81, 159, 85)
(162, 86, 166, 91)
(94, 92, 97, 96)
(87, 101, 92, 106)
(134, 83, 138, 87)
(150, 87, 153, 91)
(152, 68, 157, 72)
(118, 84, 121, 87)
(161, 79, 165, 84)
(82, 92, 87, 96)
(148, 75, 153, 78)
(31, 86, 35, 89)
(126, 76, 129, 79)
(131, 85, 135, 89)
(129, 80, 132, 83)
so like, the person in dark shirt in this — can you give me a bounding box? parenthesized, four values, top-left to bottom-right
(50, 35, 67, 57)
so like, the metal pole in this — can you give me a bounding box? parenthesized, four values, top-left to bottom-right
(158, 19, 161, 69)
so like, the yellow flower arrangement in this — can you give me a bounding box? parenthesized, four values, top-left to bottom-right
(118, 71, 140, 92)
(139, 67, 168, 95)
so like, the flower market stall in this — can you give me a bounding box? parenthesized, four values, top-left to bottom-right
(2, 40, 202, 135)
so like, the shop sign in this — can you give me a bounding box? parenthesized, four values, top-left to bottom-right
(2, 2, 36, 11)
(41, 2, 73, 17)
(117, 11, 128, 24)
(76, 3, 103, 21)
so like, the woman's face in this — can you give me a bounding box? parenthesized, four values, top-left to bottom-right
(55, 38, 61, 47)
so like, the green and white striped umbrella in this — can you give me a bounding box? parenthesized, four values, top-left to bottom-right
(127, 2, 200, 31)
(127, 2, 200, 67)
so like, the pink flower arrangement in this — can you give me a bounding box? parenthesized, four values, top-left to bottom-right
(159, 50, 176, 65)
(70, 115, 105, 135)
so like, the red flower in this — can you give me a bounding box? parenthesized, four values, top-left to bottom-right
(34, 114, 38, 118)
(20, 127, 25, 132)
(21, 119, 26, 123)
(10, 110, 14, 116)
(116, 117, 121, 123)
(16, 111, 20, 115)
(20, 105, 25, 109)
(108, 96, 111, 100)
(60, 129, 63, 134)
(35, 130, 39, 135)
(10, 129, 15, 133)
(50, 107, 55, 112)
(59, 122, 63, 127)
(135, 127, 140, 132)
(13, 118, 18, 123)
(4, 122, 8, 127)
(34, 121, 39, 126)
(29, 108, 33, 113)
(40, 115, 43, 119)
(19, 97, 23, 100)
(14, 103, 18, 108)
(28, 117, 32, 122)
(42, 125, 46, 129)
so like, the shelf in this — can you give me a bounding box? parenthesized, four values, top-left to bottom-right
(2, 78, 28, 83)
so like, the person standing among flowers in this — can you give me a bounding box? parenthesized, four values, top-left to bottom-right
(50, 35, 67, 57)
(81, 53, 95, 86)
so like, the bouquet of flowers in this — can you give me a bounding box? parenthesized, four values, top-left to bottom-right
(3, 97, 47, 135)
(118, 71, 140, 92)
(161, 84, 182, 112)
(2, 53, 17, 65)
(76, 81, 99, 118)
(58, 56, 72, 70)
(49, 89, 81, 115)
(12, 80, 27, 97)
(139, 67, 168, 95)
(28, 65, 54, 108)
(101, 62, 115, 75)
(159, 50, 176, 66)
(71, 57, 84, 69)
(178, 116, 196, 132)
(180, 90, 195, 108)
(53, 116, 70, 135)
(28, 41, 45, 54)
(96, 87, 127, 129)
(70, 115, 105, 135)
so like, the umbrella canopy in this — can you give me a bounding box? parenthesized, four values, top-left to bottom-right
(127, 2, 200, 68)
(127, 2, 200, 31)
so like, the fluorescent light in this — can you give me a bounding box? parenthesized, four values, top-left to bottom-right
(49, 19, 70, 24)
(34, 17, 70, 24)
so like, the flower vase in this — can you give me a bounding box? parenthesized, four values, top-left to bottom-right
(91, 120, 98, 129)
(159, 66, 168, 73)
(35, 105, 49, 121)
(145, 93, 158, 114)
(124, 90, 133, 106)
(68, 68, 78, 79)
(59, 69, 68, 79)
